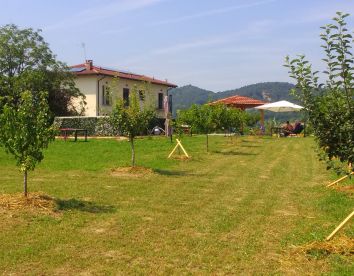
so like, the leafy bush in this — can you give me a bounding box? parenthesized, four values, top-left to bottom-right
(53, 116, 119, 136)
(285, 12, 354, 174)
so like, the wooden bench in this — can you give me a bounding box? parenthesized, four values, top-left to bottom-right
(60, 128, 88, 142)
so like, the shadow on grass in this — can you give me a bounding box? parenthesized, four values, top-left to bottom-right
(55, 198, 116, 213)
(154, 169, 191, 176)
(241, 139, 257, 143)
(241, 144, 261, 148)
(68, 140, 89, 143)
(213, 150, 258, 156)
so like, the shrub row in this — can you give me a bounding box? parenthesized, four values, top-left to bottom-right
(53, 116, 167, 136)
(53, 116, 118, 136)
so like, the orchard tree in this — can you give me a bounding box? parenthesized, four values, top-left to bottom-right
(186, 104, 216, 152)
(110, 86, 155, 167)
(0, 24, 85, 116)
(228, 108, 246, 134)
(285, 12, 354, 174)
(0, 91, 55, 196)
(178, 103, 247, 151)
(177, 107, 195, 136)
(211, 103, 230, 135)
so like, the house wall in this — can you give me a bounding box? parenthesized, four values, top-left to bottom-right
(73, 76, 98, 116)
(74, 75, 169, 118)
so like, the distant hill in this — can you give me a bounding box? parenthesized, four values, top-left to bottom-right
(214, 82, 296, 102)
(169, 82, 298, 120)
(169, 85, 214, 113)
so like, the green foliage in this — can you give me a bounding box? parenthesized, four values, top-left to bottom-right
(171, 118, 185, 140)
(244, 112, 260, 127)
(211, 103, 230, 131)
(285, 12, 354, 174)
(0, 91, 55, 195)
(110, 85, 155, 166)
(169, 82, 297, 121)
(177, 103, 246, 151)
(189, 104, 215, 134)
(177, 104, 216, 151)
(54, 116, 118, 136)
(0, 24, 85, 116)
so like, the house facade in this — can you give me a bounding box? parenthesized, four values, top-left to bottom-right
(70, 60, 177, 118)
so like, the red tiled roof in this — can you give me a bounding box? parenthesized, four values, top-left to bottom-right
(69, 61, 177, 88)
(210, 95, 266, 109)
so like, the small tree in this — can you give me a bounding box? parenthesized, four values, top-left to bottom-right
(211, 103, 230, 136)
(0, 91, 55, 196)
(228, 108, 245, 135)
(177, 104, 248, 150)
(110, 86, 155, 167)
(186, 104, 216, 152)
(285, 12, 354, 174)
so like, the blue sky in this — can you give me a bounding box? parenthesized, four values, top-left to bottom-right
(1, 0, 354, 91)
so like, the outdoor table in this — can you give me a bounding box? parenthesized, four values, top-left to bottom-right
(270, 127, 283, 137)
(60, 128, 88, 142)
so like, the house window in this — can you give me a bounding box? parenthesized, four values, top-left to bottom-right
(139, 90, 145, 101)
(102, 85, 111, 106)
(158, 93, 163, 109)
(123, 88, 129, 107)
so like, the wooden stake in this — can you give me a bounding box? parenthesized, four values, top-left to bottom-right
(326, 210, 354, 241)
(176, 139, 189, 158)
(168, 139, 190, 158)
(168, 143, 179, 158)
(327, 171, 354, 187)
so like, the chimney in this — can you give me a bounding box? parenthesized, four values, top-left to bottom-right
(85, 60, 93, 70)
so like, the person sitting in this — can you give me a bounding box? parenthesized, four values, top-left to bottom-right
(282, 121, 294, 137)
(293, 121, 304, 134)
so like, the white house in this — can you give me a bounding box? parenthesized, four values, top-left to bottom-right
(70, 60, 177, 118)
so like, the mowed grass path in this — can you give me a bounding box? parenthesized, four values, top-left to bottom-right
(0, 136, 353, 275)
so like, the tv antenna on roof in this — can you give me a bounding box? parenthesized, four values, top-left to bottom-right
(81, 42, 87, 61)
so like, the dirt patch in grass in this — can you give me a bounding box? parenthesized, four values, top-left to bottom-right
(0, 192, 56, 214)
(110, 166, 155, 177)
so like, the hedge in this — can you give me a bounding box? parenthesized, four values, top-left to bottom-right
(53, 116, 118, 136)
(53, 116, 167, 136)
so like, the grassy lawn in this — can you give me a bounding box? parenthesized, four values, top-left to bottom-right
(0, 136, 353, 275)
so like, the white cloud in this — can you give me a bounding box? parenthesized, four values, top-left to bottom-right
(152, 36, 232, 55)
(103, 0, 278, 35)
(44, 0, 165, 31)
(117, 19, 272, 70)
(148, 20, 272, 56)
(150, 0, 277, 27)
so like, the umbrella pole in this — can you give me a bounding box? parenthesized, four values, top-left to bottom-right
(259, 110, 264, 132)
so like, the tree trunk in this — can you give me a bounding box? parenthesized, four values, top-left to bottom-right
(206, 134, 209, 152)
(130, 137, 135, 167)
(24, 169, 28, 197)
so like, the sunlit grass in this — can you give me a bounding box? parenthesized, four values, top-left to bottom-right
(0, 136, 352, 274)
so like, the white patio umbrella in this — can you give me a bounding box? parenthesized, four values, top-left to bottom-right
(254, 100, 303, 112)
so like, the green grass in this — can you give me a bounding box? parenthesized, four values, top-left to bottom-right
(0, 136, 353, 275)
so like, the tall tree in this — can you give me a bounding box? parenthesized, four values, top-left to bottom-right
(0, 91, 55, 196)
(0, 24, 85, 116)
(285, 12, 354, 174)
(110, 85, 155, 167)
